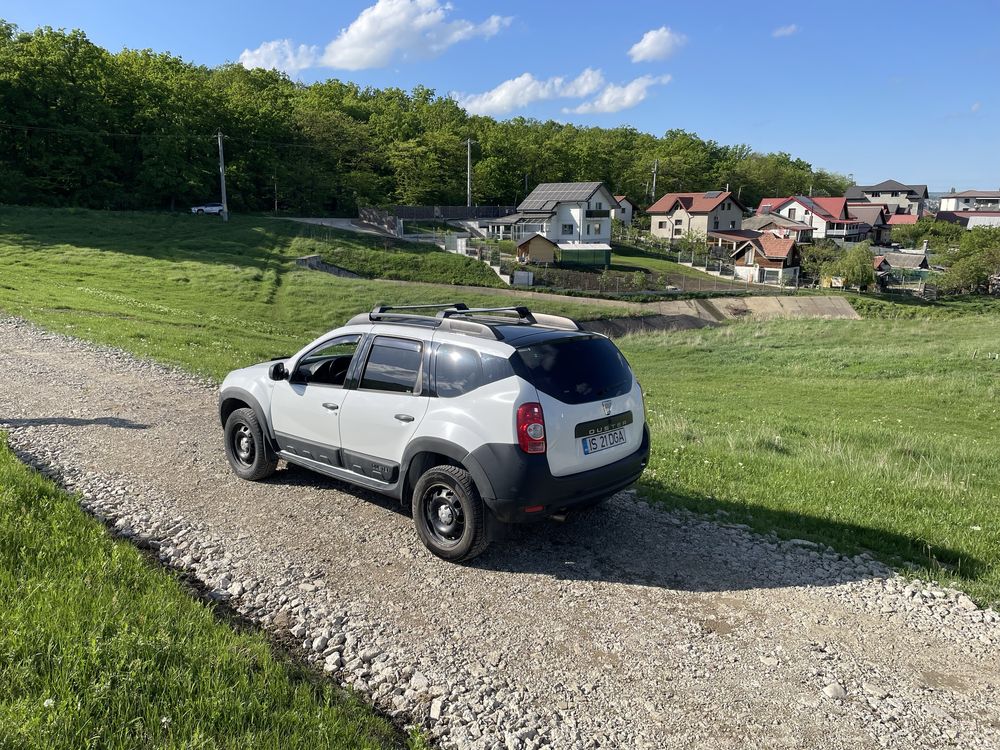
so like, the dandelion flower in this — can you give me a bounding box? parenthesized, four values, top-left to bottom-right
(43, 698, 54, 709)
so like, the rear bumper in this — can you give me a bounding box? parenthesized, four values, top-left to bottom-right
(468, 426, 650, 523)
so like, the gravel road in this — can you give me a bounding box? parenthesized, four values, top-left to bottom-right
(2, 316, 998, 750)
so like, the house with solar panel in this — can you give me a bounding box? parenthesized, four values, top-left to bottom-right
(755, 196, 868, 243)
(483, 182, 620, 257)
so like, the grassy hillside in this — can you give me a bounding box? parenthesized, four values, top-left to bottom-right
(1, 207, 999, 605)
(0, 439, 408, 750)
(631, 316, 1000, 604)
(0, 208, 608, 380)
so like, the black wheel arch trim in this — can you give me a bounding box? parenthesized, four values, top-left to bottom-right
(219, 387, 279, 452)
(400, 437, 496, 503)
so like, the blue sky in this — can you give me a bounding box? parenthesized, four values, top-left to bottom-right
(4, 0, 998, 191)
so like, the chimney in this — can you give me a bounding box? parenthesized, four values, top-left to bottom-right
(922, 239, 929, 253)
(762, 203, 771, 215)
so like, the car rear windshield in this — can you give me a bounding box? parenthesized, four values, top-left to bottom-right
(513, 335, 632, 405)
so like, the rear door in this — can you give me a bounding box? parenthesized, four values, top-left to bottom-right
(513, 335, 644, 477)
(337, 335, 430, 484)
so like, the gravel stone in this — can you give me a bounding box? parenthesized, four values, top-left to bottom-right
(3, 315, 1000, 750)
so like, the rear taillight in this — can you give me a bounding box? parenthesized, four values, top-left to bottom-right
(516, 402, 546, 454)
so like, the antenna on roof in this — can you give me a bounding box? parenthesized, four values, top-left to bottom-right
(808, 184, 813, 197)
(725, 183, 729, 192)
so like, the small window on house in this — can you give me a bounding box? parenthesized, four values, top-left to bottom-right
(787, 208, 796, 220)
(658, 220, 667, 229)
(561, 223, 573, 235)
(713, 218, 719, 229)
(674, 218, 682, 226)
(596, 202, 603, 210)
(586, 223, 591, 235)
(872, 191, 881, 197)
(730, 220, 736, 229)
(891, 191, 899, 197)
(805, 210, 811, 216)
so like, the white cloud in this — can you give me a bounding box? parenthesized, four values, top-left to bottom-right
(772, 24, 798, 38)
(628, 27, 686, 63)
(239, 0, 511, 73)
(238, 39, 318, 74)
(321, 0, 511, 70)
(455, 68, 605, 116)
(566, 75, 671, 114)
(971, 101, 982, 113)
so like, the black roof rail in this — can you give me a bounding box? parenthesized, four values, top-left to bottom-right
(438, 306, 581, 332)
(438, 305, 535, 323)
(370, 302, 468, 319)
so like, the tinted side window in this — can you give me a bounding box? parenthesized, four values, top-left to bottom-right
(360, 338, 422, 394)
(514, 336, 632, 405)
(435, 345, 514, 398)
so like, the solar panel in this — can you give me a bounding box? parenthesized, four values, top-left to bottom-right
(704, 190, 722, 198)
(518, 182, 602, 211)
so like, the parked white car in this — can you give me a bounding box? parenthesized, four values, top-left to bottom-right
(191, 203, 224, 215)
(218, 304, 650, 561)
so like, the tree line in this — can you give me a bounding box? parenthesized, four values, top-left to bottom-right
(0, 22, 852, 215)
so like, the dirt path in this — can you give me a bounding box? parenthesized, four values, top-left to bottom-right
(1, 317, 996, 750)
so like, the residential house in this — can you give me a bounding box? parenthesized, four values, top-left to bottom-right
(742, 212, 814, 243)
(886, 214, 919, 227)
(484, 182, 619, 248)
(939, 190, 1000, 212)
(516, 233, 557, 264)
(845, 180, 928, 216)
(612, 195, 635, 226)
(874, 251, 930, 288)
(848, 202, 892, 245)
(730, 233, 801, 285)
(647, 190, 746, 240)
(935, 211, 1000, 230)
(756, 196, 868, 243)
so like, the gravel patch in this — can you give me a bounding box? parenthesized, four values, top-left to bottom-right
(2, 315, 999, 750)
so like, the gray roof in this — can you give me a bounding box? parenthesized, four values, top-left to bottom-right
(847, 204, 887, 225)
(488, 211, 553, 224)
(518, 182, 614, 212)
(847, 180, 928, 199)
(742, 213, 813, 231)
(882, 252, 929, 269)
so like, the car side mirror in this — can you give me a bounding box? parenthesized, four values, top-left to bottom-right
(268, 361, 288, 381)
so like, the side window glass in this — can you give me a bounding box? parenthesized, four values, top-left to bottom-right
(296, 335, 361, 386)
(436, 346, 513, 398)
(436, 345, 483, 398)
(360, 338, 422, 394)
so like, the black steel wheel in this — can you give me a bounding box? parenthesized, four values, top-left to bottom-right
(412, 465, 489, 562)
(223, 407, 277, 481)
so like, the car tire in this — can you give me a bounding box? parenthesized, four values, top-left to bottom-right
(197, 209, 204, 214)
(224, 407, 277, 481)
(412, 465, 490, 562)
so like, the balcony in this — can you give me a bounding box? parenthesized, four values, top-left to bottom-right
(585, 209, 610, 218)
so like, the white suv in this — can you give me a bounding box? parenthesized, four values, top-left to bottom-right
(218, 304, 650, 561)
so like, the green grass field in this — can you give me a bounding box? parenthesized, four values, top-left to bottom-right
(0, 207, 609, 380)
(1, 207, 998, 608)
(0, 439, 412, 749)
(610, 241, 750, 291)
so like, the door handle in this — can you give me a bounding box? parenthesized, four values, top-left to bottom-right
(394, 413, 414, 423)
(322, 403, 339, 411)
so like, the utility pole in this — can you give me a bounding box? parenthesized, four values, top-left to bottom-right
(651, 159, 659, 201)
(465, 138, 474, 207)
(217, 131, 229, 223)
(273, 174, 278, 214)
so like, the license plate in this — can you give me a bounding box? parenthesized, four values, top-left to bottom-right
(582, 428, 627, 455)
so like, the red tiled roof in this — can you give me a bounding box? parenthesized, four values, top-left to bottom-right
(887, 214, 919, 225)
(873, 255, 887, 269)
(757, 233, 796, 259)
(649, 191, 736, 214)
(756, 197, 793, 214)
(811, 197, 848, 220)
(614, 195, 629, 202)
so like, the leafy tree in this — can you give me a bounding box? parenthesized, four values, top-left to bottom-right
(800, 240, 841, 280)
(824, 241, 875, 290)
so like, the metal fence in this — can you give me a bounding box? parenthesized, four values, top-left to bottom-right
(389, 205, 516, 220)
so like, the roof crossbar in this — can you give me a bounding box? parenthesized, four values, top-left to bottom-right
(438, 305, 535, 322)
(370, 302, 468, 319)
